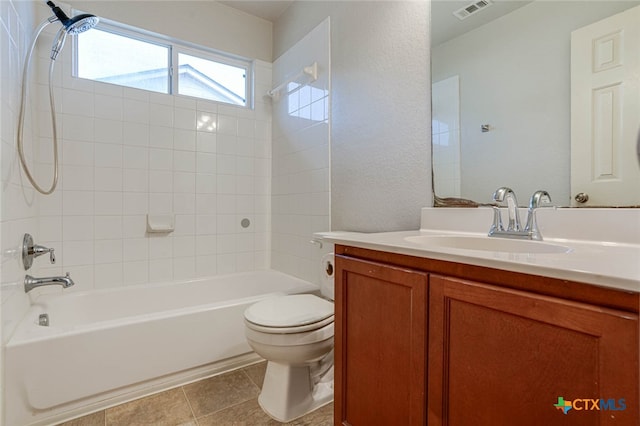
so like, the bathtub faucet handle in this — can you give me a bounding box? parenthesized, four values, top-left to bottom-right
(22, 233, 56, 270)
(33, 245, 55, 264)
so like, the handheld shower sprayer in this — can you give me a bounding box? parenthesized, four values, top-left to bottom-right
(46, 1, 99, 60)
(50, 27, 68, 60)
(16, 1, 99, 195)
(47, 1, 99, 34)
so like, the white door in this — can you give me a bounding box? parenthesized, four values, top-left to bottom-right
(571, 5, 640, 207)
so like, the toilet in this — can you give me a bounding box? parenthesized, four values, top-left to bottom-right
(244, 255, 335, 422)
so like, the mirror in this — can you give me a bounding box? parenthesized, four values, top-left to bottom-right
(431, 0, 640, 207)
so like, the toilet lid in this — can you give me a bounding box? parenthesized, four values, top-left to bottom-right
(244, 294, 334, 328)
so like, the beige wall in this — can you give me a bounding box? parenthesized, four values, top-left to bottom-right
(275, 1, 432, 232)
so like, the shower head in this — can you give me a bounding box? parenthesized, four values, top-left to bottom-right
(46, 1, 98, 60)
(46, 1, 99, 34)
(64, 14, 99, 34)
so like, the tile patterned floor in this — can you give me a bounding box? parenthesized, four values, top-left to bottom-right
(57, 362, 333, 426)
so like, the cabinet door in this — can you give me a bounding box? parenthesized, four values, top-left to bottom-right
(428, 275, 639, 426)
(335, 255, 428, 426)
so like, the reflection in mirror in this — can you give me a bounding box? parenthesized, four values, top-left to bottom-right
(431, 0, 640, 207)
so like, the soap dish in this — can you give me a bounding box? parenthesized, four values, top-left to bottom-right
(146, 214, 175, 234)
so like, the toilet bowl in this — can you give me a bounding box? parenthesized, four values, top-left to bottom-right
(244, 254, 335, 422)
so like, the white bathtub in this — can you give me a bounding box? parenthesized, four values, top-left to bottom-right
(5, 270, 318, 425)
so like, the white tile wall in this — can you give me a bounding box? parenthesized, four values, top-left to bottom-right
(271, 18, 331, 283)
(432, 75, 461, 197)
(1, 0, 41, 347)
(1, 9, 273, 293)
(45, 62, 273, 287)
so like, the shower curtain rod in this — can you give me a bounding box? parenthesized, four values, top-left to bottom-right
(267, 62, 318, 100)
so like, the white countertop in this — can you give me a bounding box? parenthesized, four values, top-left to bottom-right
(318, 208, 640, 293)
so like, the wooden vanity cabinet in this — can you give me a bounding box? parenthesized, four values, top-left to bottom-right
(429, 274, 639, 426)
(334, 255, 428, 426)
(334, 245, 639, 426)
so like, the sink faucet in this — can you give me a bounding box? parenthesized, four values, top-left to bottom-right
(492, 187, 522, 232)
(24, 272, 74, 293)
(489, 188, 553, 240)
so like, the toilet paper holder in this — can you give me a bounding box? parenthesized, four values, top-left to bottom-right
(321, 252, 334, 278)
(325, 261, 333, 276)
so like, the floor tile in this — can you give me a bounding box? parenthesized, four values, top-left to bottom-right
(182, 370, 260, 418)
(287, 402, 334, 426)
(196, 398, 280, 425)
(54, 364, 333, 426)
(242, 361, 267, 389)
(198, 397, 334, 426)
(105, 388, 195, 426)
(56, 410, 105, 426)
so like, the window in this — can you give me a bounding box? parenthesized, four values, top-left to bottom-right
(77, 29, 170, 94)
(74, 18, 251, 107)
(177, 52, 247, 105)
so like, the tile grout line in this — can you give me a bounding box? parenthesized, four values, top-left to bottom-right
(194, 368, 265, 423)
(240, 367, 262, 390)
(181, 386, 200, 425)
(203, 396, 263, 422)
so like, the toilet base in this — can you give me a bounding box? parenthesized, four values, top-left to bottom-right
(258, 361, 334, 422)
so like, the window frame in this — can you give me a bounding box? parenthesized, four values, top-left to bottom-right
(72, 15, 253, 108)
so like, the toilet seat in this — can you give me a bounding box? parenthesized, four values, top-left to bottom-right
(244, 294, 334, 334)
(246, 315, 334, 334)
(245, 320, 334, 347)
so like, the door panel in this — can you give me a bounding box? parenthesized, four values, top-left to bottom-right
(571, 5, 640, 206)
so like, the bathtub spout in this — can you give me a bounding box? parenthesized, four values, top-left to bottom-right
(25, 272, 74, 293)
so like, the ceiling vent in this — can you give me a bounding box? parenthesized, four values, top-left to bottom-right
(453, 0, 493, 20)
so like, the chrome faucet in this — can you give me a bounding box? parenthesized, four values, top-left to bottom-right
(489, 188, 553, 240)
(22, 233, 56, 270)
(492, 187, 522, 232)
(24, 272, 74, 293)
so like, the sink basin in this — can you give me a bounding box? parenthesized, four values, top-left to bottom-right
(404, 235, 571, 254)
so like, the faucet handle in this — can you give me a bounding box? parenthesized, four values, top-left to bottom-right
(525, 190, 553, 241)
(22, 233, 56, 270)
(492, 186, 515, 203)
(33, 245, 55, 264)
(529, 190, 552, 210)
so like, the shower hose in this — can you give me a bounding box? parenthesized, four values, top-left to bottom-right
(16, 18, 60, 195)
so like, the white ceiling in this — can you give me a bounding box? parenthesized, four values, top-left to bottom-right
(431, 0, 533, 46)
(218, 0, 293, 22)
(218, 0, 533, 45)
